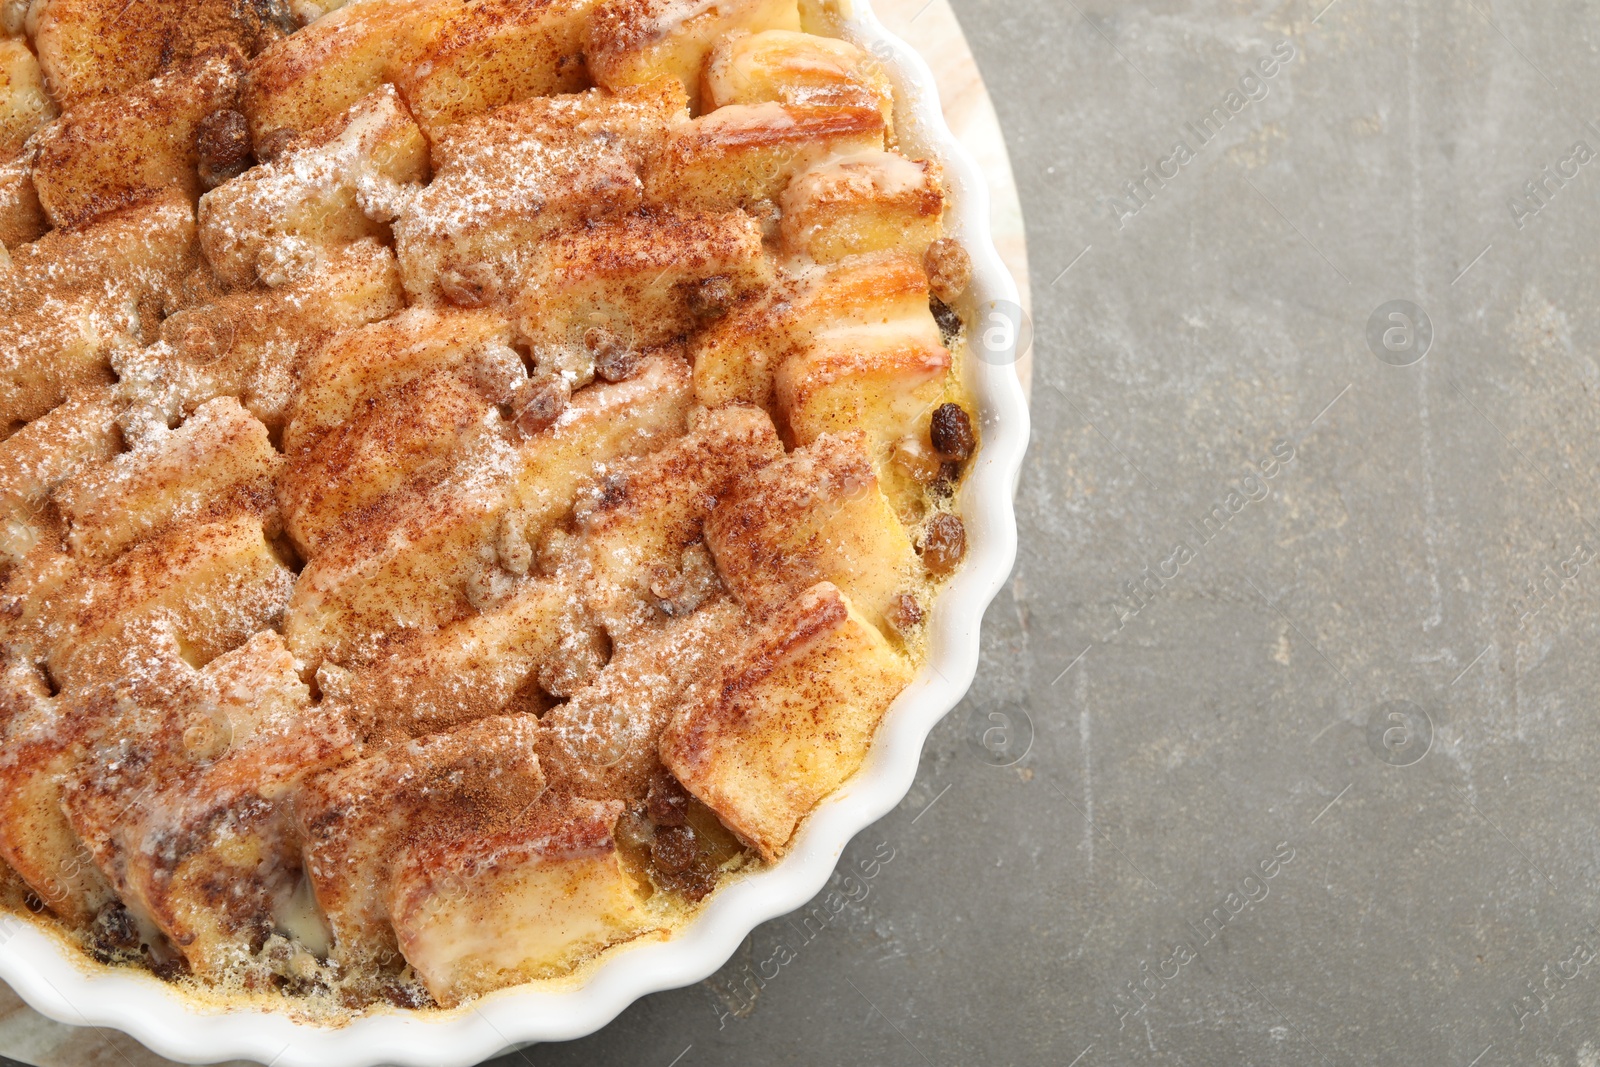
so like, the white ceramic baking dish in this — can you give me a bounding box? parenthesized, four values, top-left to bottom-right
(0, 3, 1030, 1062)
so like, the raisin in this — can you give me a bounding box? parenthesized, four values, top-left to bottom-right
(89, 901, 140, 962)
(924, 237, 972, 303)
(689, 275, 736, 320)
(647, 771, 690, 827)
(652, 824, 698, 874)
(511, 376, 570, 438)
(930, 403, 975, 461)
(379, 977, 434, 1010)
(438, 268, 489, 309)
(149, 952, 193, 983)
(648, 566, 685, 616)
(930, 296, 963, 348)
(247, 0, 299, 38)
(253, 127, 299, 163)
(196, 110, 252, 190)
(920, 513, 967, 575)
(587, 327, 641, 382)
(888, 593, 924, 635)
(666, 865, 719, 902)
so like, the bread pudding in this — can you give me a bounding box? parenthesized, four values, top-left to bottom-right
(0, 0, 978, 1014)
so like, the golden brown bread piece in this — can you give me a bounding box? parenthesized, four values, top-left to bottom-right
(324, 576, 572, 743)
(700, 28, 891, 120)
(280, 368, 496, 555)
(282, 422, 521, 670)
(199, 84, 427, 289)
(0, 658, 117, 925)
(284, 305, 514, 454)
(0, 148, 46, 249)
(537, 596, 748, 804)
(118, 238, 407, 434)
(588, 0, 800, 111)
(501, 352, 693, 554)
(395, 0, 597, 133)
(61, 632, 353, 975)
(704, 431, 919, 634)
(562, 403, 781, 639)
(0, 387, 121, 572)
(33, 47, 246, 231)
(53, 396, 280, 562)
(660, 581, 911, 860)
(394, 80, 685, 307)
(645, 101, 885, 212)
(0, 39, 55, 160)
(778, 151, 943, 263)
(0, 193, 197, 433)
(242, 0, 447, 149)
(246, 0, 603, 148)
(692, 250, 935, 413)
(389, 792, 652, 1006)
(775, 328, 952, 452)
(33, 0, 285, 111)
(41, 513, 295, 691)
(514, 209, 772, 383)
(296, 714, 546, 974)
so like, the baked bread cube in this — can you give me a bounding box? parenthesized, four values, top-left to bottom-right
(516, 210, 770, 383)
(0, 388, 120, 571)
(243, 0, 448, 148)
(33, 0, 283, 111)
(701, 29, 892, 120)
(704, 432, 917, 633)
(280, 369, 496, 555)
(329, 577, 572, 743)
(33, 47, 246, 231)
(775, 329, 951, 453)
(0, 150, 45, 248)
(564, 403, 780, 639)
(0, 39, 55, 159)
(52, 396, 280, 562)
(660, 581, 911, 860)
(0, 661, 117, 924)
(199, 84, 427, 289)
(61, 632, 354, 975)
(588, 0, 800, 111)
(778, 151, 943, 262)
(692, 250, 934, 411)
(120, 238, 407, 434)
(503, 353, 692, 548)
(0, 193, 197, 432)
(284, 306, 515, 453)
(538, 597, 746, 803)
(645, 102, 884, 212)
(283, 425, 519, 670)
(395, 0, 597, 133)
(390, 793, 651, 1006)
(394, 81, 685, 306)
(43, 513, 296, 691)
(295, 715, 546, 972)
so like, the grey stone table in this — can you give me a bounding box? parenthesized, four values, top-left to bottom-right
(10, 1, 1600, 1065)
(519, 1, 1600, 1064)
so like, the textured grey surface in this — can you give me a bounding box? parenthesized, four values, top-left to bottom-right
(493, 1, 1600, 1065)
